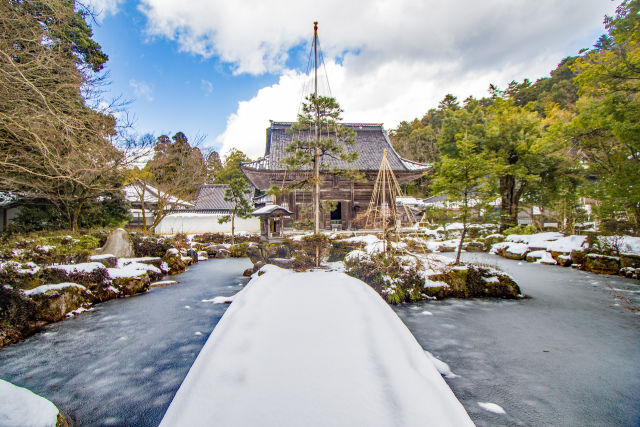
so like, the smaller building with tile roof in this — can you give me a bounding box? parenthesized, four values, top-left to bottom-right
(155, 184, 259, 234)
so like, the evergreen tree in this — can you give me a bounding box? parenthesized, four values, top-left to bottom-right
(218, 178, 252, 244)
(280, 94, 357, 233)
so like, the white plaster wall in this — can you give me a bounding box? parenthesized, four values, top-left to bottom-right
(156, 214, 260, 235)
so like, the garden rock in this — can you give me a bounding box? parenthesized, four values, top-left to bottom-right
(26, 284, 94, 323)
(93, 228, 134, 258)
(583, 254, 620, 275)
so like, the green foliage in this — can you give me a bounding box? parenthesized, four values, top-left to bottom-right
(229, 242, 249, 257)
(217, 177, 253, 243)
(344, 252, 425, 304)
(215, 149, 250, 184)
(502, 224, 538, 236)
(10, 195, 131, 233)
(129, 234, 173, 258)
(0, 231, 103, 265)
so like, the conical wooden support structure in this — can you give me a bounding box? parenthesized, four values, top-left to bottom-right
(363, 150, 419, 253)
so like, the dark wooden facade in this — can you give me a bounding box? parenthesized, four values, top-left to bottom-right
(241, 122, 430, 230)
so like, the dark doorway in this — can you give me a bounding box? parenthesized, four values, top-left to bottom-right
(330, 202, 342, 221)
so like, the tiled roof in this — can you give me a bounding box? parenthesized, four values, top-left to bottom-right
(241, 122, 431, 172)
(192, 185, 236, 210)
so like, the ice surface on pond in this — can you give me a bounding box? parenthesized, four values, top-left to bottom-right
(394, 252, 640, 426)
(0, 258, 252, 427)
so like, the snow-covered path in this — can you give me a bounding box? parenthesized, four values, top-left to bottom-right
(161, 265, 473, 427)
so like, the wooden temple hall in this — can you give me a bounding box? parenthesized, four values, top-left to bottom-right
(241, 121, 431, 231)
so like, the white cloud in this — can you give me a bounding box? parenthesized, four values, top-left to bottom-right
(139, 0, 615, 75)
(129, 79, 155, 102)
(201, 79, 214, 96)
(217, 56, 556, 159)
(85, 0, 124, 21)
(139, 0, 617, 158)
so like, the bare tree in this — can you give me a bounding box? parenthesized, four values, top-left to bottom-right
(0, 0, 138, 230)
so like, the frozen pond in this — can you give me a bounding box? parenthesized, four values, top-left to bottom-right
(0, 257, 252, 426)
(1, 253, 638, 426)
(394, 253, 640, 426)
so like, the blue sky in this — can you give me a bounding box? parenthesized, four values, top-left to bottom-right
(89, 0, 617, 158)
(92, 2, 283, 150)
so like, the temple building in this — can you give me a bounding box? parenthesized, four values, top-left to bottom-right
(241, 121, 431, 230)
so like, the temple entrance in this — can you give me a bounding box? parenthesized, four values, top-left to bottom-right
(330, 202, 342, 230)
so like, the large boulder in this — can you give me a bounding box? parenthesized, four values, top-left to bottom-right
(246, 243, 266, 264)
(93, 228, 134, 258)
(162, 249, 187, 275)
(583, 254, 620, 275)
(269, 258, 294, 269)
(464, 241, 485, 252)
(267, 244, 291, 260)
(0, 286, 39, 347)
(429, 265, 521, 299)
(111, 274, 151, 296)
(25, 283, 94, 323)
(620, 253, 640, 269)
(42, 262, 109, 287)
(503, 243, 529, 260)
(88, 254, 118, 268)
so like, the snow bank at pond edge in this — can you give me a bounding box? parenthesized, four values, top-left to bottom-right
(161, 265, 473, 427)
(0, 379, 60, 427)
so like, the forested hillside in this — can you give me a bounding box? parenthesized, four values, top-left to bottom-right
(390, 0, 639, 233)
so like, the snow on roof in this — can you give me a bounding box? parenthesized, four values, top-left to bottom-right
(160, 265, 473, 427)
(251, 205, 293, 216)
(123, 181, 193, 207)
(0, 192, 18, 207)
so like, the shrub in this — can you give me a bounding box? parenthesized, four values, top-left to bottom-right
(344, 251, 425, 304)
(229, 242, 248, 257)
(502, 224, 538, 236)
(130, 234, 173, 258)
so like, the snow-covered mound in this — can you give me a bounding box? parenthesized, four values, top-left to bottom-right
(545, 235, 587, 253)
(600, 235, 640, 256)
(161, 265, 473, 427)
(0, 379, 61, 427)
(506, 232, 563, 249)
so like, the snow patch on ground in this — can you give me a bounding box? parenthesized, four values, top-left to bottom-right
(202, 295, 235, 304)
(0, 379, 60, 427)
(478, 401, 506, 414)
(545, 235, 587, 253)
(161, 265, 473, 427)
(424, 351, 459, 378)
(45, 262, 105, 274)
(24, 282, 87, 296)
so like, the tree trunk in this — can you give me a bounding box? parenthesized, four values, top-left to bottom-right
(71, 202, 84, 233)
(455, 191, 468, 265)
(499, 175, 522, 231)
(455, 225, 466, 265)
(313, 149, 320, 234)
(231, 206, 236, 245)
